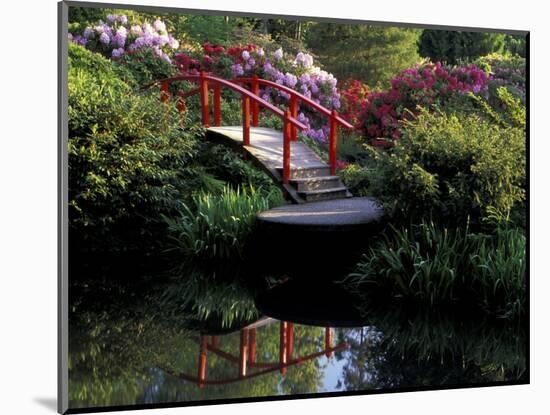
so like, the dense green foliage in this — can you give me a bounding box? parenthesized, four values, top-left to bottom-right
(164, 186, 283, 261)
(68, 44, 203, 249)
(114, 48, 177, 87)
(306, 24, 421, 88)
(336, 312, 525, 391)
(343, 222, 526, 318)
(366, 109, 525, 227)
(418, 30, 506, 64)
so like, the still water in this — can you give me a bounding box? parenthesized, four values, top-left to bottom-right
(68, 254, 526, 410)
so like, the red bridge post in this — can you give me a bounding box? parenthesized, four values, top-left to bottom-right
(251, 75, 260, 127)
(213, 83, 221, 127)
(283, 111, 292, 184)
(242, 95, 251, 146)
(199, 71, 210, 127)
(290, 95, 298, 141)
(329, 110, 338, 175)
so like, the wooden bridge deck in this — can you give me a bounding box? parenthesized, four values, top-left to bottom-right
(206, 126, 351, 203)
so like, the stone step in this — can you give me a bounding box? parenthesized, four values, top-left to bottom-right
(289, 176, 343, 192)
(276, 166, 331, 179)
(297, 186, 350, 202)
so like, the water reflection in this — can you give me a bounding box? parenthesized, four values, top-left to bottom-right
(68, 256, 526, 410)
(162, 321, 346, 389)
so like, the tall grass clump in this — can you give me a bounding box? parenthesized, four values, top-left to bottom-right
(159, 271, 259, 330)
(164, 185, 284, 261)
(343, 222, 526, 319)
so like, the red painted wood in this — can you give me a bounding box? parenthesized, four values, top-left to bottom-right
(242, 96, 251, 146)
(290, 95, 298, 141)
(177, 87, 200, 99)
(239, 329, 249, 378)
(251, 75, 260, 127)
(199, 71, 210, 127)
(161, 81, 169, 103)
(198, 336, 208, 388)
(325, 327, 333, 358)
(210, 336, 218, 349)
(165, 342, 349, 387)
(213, 84, 221, 127)
(283, 112, 292, 184)
(248, 328, 256, 364)
(177, 96, 185, 114)
(231, 77, 354, 130)
(148, 74, 307, 130)
(279, 321, 288, 374)
(286, 323, 294, 361)
(329, 110, 338, 175)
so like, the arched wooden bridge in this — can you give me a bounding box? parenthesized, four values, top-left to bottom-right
(145, 72, 355, 203)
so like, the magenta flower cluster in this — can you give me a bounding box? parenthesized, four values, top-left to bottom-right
(358, 62, 491, 141)
(69, 14, 179, 63)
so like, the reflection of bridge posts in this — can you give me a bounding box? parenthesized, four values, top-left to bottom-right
(279, 321, 288, 374)
(325, 327, 333, 358)
(182, 323, 348, 388)
(211, 335, 218, 348)
(248, 328, 256, 364)
(286, 322, 294, 361)
(198, 336, 208, 388)
(239, 329, 249, 378)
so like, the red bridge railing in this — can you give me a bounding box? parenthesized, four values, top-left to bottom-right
(143, 72, 353, 181)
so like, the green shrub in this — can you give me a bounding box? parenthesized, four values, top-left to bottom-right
(68, 44, 202, 249)
(200, 144, 276, 190)
(343, 222, 526, 319)
(368, 108, 526, 227)
(339, 163, 371, 197)
(164, 185, 284, 261)
(114, 48, 177, 88)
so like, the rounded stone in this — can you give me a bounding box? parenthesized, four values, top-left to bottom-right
(256, 197, 384, 229)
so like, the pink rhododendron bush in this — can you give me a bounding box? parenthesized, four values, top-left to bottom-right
(356, 62, 491, 144)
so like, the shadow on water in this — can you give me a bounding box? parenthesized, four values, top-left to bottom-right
(67, 244, 526, 410)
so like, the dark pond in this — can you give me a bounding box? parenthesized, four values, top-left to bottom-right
(68, 249, 527, 411)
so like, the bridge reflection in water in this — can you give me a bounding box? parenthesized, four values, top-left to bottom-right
(164, 319, 348, 388)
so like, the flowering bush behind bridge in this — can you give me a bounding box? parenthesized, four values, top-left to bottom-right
(174, 43, 342, 143)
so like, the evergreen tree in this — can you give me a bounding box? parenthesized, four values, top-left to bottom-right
(503, 34, 527, 57)
(418, 30, 505, 64)
(305, 23, 421, 88)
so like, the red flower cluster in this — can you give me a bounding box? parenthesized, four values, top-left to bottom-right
(203, 42, 225, 54)
(173, 42, 261, 76)
(339, 79, 370, 127)
(357, 62, 490, 143)
(226, 44, 257, 57)
(173, 53, 201, 73)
